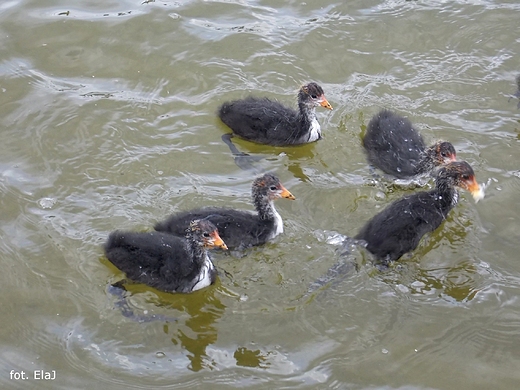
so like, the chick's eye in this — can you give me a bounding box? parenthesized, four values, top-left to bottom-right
(441, 152, 448, 157)
(311, 94, 317, 99)
(269, 186, 277, 191)
(203, 232, 210, 238)
(461, 174, 469, 180)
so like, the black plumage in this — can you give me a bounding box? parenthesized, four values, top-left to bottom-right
(355, 161, 484, 264)
(155, 174, 295, 250)
(218, 82, 333, 146)
(363, 109, 456, 179)
(104, 219, 227, 293)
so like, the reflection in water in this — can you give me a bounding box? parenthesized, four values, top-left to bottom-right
(166, 289, 225, 372)
(117, 283, 227, 372)
(61, 282, 287, 382)
(108, 282, 178, 323)
(114, 283, 302, 373)
(303, 259, 359, 304)
(301, 232, 367, 301)
(221, 133, 264, 173)
(219, 133, 321, 182)
(424, 212, 470, 250)
(280, 143, 321, 184)
(145, 287, 274, 372)
(287, 161, 311, 183)
(373, 258, 486, 304)
(163, 288, 270, 372)
(234, 346, 270, 369)
(411, 261, 485, 303)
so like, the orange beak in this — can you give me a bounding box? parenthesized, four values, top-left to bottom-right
(280, 185, 296, 200)
(319, 95, 333, 110)
(210, 231, 228, 250)
(466, 177, 485, 202)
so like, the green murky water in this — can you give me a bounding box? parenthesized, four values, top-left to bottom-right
(1, 1, 520, 388)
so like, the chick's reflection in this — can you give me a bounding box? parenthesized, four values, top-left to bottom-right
(162, 287, 225, 372)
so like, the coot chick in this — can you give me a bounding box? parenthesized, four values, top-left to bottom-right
(363, 109, 456, 179)
(355, 161, 484, 265)
(155, 173, 295, 250)
(218, 82, 333, 146)
(104, 219, 227, 293)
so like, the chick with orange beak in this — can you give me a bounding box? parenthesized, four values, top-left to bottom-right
(156, 173, 295, 250)
(218, 82, 332, 146)
(104, 218, 226, 293)
(363, 109, 458, 179)
(355, 161, 484, 264)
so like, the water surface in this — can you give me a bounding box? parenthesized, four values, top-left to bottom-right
(1, 0, 520, 389)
